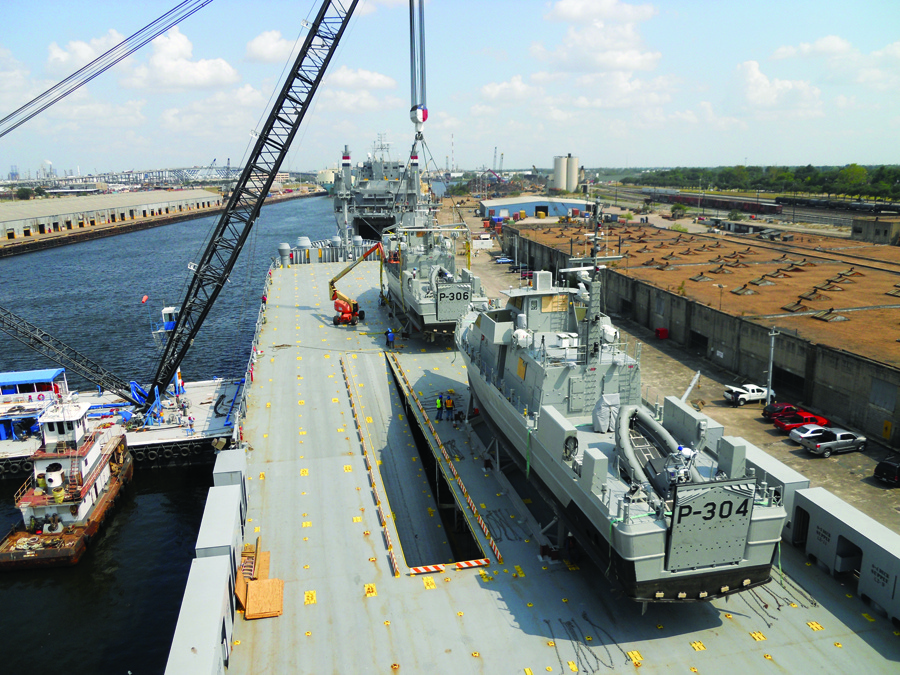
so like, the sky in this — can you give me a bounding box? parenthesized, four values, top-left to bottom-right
(0, 0, 898, 178)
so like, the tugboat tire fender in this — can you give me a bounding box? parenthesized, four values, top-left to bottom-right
(147, 450, 159, 462)
(22, 461, 33, 472)
(133, 451, 146, 462)
(163, 448, 174, 459)
(191, 446, 202, 455)
(0, 463, 5, 475)
(180, 447, 190, 457)
(8, 462, 20, 474)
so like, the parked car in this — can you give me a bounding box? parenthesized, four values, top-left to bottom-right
(800, 429, 866, 457)
(509, 264, 527, 273)
(774, 412, 830, 433)
(520, 270, 534, 279)
(874, 456, 900, 485)
(724, 384, 773, 406)
(494, 256, 513, 264)
(788, 424, 829, 444)
(762, 402, 801, 420)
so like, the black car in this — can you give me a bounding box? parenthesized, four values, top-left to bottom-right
(874, 456, 900, 486)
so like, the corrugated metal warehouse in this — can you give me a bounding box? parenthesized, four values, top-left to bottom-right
(479, 196, 592, 220)
(0, 189, 222, 239)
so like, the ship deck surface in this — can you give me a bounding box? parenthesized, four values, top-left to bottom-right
(229, 261, 899, 673)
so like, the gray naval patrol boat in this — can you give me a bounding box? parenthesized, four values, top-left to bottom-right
(455, 268, 787, 603)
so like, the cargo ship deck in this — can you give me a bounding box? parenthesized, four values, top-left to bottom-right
(225, 260, 899, 673)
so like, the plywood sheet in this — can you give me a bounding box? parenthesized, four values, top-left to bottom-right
(255, 550, 270, 580)
(244, 578, 283, 620)
(235, 568, 248, 610)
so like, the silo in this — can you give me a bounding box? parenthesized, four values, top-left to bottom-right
(566, 153, 578, 192)
(553, 156, 568, 191)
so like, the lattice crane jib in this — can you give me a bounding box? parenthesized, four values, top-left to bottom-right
(0, 306, 140, 406)
(147, 0, 359, 405)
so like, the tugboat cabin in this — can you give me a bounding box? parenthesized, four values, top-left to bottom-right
(0, 368, 68, 442)
(17, 401, 126, 528)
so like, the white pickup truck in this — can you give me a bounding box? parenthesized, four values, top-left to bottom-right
(724, 384, 774, 406)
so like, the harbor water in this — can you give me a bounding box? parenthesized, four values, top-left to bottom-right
(0, 195, 336, 673)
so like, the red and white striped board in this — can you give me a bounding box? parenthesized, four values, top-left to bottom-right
(455, 558, 490, 570)
(408, 564, 446, 575)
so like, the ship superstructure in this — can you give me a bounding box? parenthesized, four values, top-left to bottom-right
(0, 396, 132, 568)
(455, 270, 787, 602)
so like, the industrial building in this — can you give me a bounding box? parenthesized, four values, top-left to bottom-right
(478, 196, 592, 220)
(851, 216, 900, 245)
(0, 189, 222, 239)
(498, 220, 900, 449)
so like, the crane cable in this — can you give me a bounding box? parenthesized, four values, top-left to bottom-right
(0, 0, 215, 139)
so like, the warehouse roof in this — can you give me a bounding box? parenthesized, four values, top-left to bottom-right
(508, 221, 900, 368)
(0, 189, 218, 222)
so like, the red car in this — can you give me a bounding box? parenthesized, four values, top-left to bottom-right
(774, 412, 830, 433)
(762, 402, 801, 420)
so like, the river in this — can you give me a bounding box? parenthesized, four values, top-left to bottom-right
(0, 195, 337, 674)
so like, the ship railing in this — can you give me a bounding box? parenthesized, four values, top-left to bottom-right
(232, 259, 277, 445)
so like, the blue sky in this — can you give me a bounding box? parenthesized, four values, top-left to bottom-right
(1, 0, 898, 177)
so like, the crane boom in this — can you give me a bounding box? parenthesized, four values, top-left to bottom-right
(0, 305, 141, 406)
(147, 0, 358, 404)
(328, 242, 384, 305)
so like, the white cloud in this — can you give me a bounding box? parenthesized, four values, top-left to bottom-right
(160, 84, 265, 136)
(315, 88, 403, 113)
(46, 29, 127, 75)
(544, 0, 657, 23)
(531, 21, 660, 72)
(122, 27, 239, 90)
(245, 30, 295, 63)
(698, 101, 746, 131)
(326, 66, 396, 90)
(834, 94, 859, 110)
(480, 75, 542, 102)
(469, 104, 497, 117)
(354, 0, 407, 16)
(772, 35, 852, 59)
(572, 72, 672, 108)
(736, 61, 822, 118)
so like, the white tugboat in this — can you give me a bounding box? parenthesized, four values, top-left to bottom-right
(0, 397, 132, 569)
(455, 269, 787, 603)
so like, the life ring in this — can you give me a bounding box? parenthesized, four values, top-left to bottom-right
(37, 393, 45, 401)
(163, 448, 174, 459)
(133, 451, 146, 462)
(146, 450, 158, 462)
(22, 461, 33, 472)
(180, 447, 190, 457)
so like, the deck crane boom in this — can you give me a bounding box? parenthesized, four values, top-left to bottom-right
(146, 0, 358, 405)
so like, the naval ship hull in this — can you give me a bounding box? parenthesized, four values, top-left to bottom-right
(461, 351, 780, 603)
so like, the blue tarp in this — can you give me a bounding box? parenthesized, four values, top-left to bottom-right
(0, 368, 65, 387)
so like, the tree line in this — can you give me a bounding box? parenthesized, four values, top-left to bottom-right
(621, 164, 900, 202)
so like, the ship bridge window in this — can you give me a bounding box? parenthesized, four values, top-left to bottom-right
(46, 422, 55, 433)
(66, 421, 73, 431)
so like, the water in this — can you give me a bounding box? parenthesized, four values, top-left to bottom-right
(0, 195, 337, 674)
